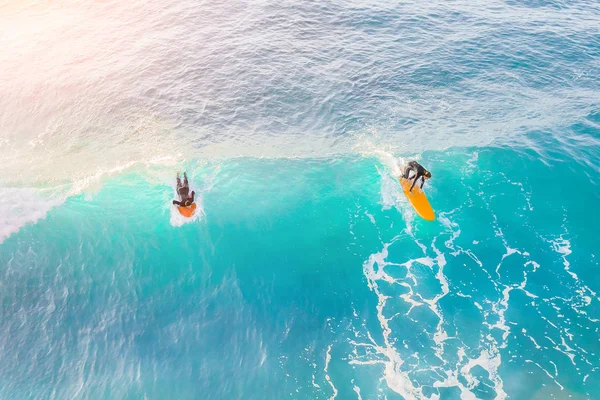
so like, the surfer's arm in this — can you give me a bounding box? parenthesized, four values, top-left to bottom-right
(190, 191, 195, 202)
(420, 177, 425, 189)
(172, 200, 182, 206)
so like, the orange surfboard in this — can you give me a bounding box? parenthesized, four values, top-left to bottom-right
(400, 178, 435, 221)
(177, 203, 197, 218)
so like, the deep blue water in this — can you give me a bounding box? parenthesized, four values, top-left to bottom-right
(0, 0, 599, 399)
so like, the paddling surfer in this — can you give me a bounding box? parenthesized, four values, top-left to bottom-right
(173, 172, 195, 207)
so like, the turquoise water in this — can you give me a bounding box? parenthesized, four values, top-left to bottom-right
(1, 0, 600, 399)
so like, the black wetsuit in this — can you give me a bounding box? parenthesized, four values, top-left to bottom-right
(403, 161, 430, 192)
(173, 173, 195, 207)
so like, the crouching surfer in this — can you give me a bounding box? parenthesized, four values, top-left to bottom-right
(402, 161, 431, 193)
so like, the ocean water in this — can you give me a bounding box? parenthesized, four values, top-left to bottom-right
(1, 0, 599, 399)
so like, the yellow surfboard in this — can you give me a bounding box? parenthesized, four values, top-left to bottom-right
(400, 178, 435, 221)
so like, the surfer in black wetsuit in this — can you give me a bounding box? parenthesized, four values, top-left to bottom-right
(173, 172, 195, 207)
(403, 161, 431, 192)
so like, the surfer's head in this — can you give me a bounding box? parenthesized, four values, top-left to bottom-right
(184, 199, 193, 207)
(424, 171, 432, 179)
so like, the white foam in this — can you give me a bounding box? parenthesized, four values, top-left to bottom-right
(324, 345, 338, 400)
(312, 377, 320, 388)
(523, 328, 542, 350)
(460, 349, 506, 400)
(371, 151, 424, 228)
(398, 282, 424, 315)
(495, 247, 520, 277)
(354, 199, 523, 400)
(525, 360, 564, 390)
(365, 211, 376, 226)
(546, 235, 600, 338)
(356, 242, 424, 399)
(525, 260, 540, 272)
(438, 213, 461, 252)
(433, 370, 478, 400)
(465, 151, 479, 173)
(377, 165, 405, 212)
(355, 144, 403, 178)
(352, 384, 362, 400)
(0, 187, 64, 243)
(437, 213, 510, 400)
(466, 240, 516, 399)
(362, 238, 402, 290)
(486, 286, 512, 347)
(356, 225, 494, 399)
(423, 245, 451, 356)
(551, 237, 578, 280)
(0, 156, 180, 243)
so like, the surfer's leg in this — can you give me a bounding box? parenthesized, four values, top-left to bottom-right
(176, 173, 182, 189)
(410, 173, 420, 192)
(183, 172, 189, 186)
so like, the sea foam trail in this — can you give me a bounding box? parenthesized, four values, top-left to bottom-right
(0, 156, 185, 243)
(346, 151, 600, 399)
(352, 213, 511, 399)
(0, 187, 63, 243)
(355, 239, 424, 400)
